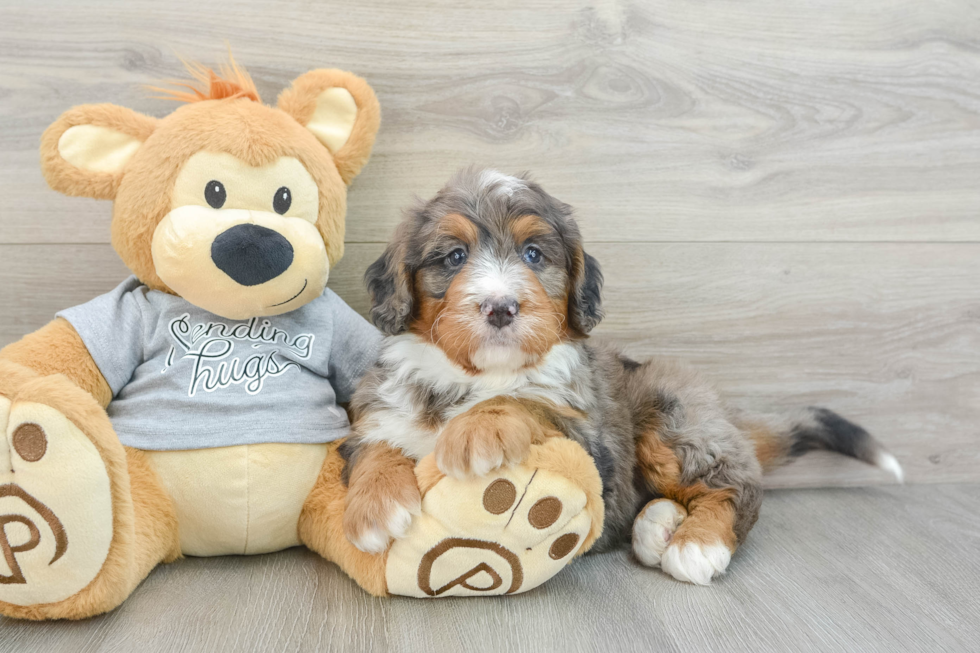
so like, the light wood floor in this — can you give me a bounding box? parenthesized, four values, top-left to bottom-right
(2, 0, 978, 487)
(1, 484, 978, 653)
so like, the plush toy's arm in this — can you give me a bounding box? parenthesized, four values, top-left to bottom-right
(0, 317, 112, 407)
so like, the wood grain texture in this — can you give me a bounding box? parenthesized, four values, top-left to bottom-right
(2, 1, 980, 244)
(1, 0, 978, 490)
(0, 241, 976, 486)
(1, 483, 977, 652)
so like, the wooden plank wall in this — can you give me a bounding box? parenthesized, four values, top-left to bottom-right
(1, 0, 978, 487)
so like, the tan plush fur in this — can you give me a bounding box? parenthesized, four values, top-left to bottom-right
(38, 69, 379, 295)
(299, 442, 389, 597)
(39, 103, 157, 201)
(2, 60, 388, 617)
(0, 362, 179, 620)
(0, 318, 112, 408)
(524, 438, 605, 554)
(109, 99, 349, 292)
(410, 437, 604, 554)
(277, 69, 381, 185)
(125, 447, 182, 570)
(413, 456, 447, 498)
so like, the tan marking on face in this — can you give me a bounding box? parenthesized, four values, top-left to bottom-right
(411, 266, 481, 372)
(514, 265, 569, 362)
(636, 430, 738, 551)
(437, 213, 479, 245)
(409, 212, 478, 366)
(510, 214, 552, 244)
(411, 212, 571, 372)
(413, 262, 569, 372)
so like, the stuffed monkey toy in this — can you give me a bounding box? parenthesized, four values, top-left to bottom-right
(0, 58, 603, 620)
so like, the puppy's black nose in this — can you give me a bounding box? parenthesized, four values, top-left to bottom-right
(481, 297, 520, 329)
(211, 224, 294, 286)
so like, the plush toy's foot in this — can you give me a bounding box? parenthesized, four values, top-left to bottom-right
(385, 437, 604, 598)
(0, 362, 178, 620)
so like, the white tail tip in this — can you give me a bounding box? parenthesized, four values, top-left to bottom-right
(876, 452, 904, 483)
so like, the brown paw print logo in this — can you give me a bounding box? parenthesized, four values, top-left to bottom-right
(1, 423, 68, 585)
(416, 474, 581, 596)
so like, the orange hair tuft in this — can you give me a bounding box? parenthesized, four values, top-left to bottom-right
(147, 50, 260, 104)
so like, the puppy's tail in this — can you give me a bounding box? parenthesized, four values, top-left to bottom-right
(733, 407, 903, 482)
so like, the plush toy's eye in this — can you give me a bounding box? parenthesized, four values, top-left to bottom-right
(273, 187, 292, 215)
(204, 180, 226, 209)
(523, 245, 543, 265)
(446, 248, 468, 267)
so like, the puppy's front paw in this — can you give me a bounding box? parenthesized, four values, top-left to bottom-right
(344, 464, 421, 555)
(435, 403, 534, 479)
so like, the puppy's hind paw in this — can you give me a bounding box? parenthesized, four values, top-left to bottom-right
(660, 541, 732, 586)
(632, 498, 687, 568)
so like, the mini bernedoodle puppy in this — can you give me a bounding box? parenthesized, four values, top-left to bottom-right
(339, 168, 902, 585)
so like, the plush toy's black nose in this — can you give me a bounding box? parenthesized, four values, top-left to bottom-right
(210, 224, 294, 286)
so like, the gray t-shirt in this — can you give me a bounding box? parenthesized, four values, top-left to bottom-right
(57, 276, 381, 451)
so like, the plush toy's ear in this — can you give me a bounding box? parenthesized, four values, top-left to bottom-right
(277, 69, 381, 185)
(40, 104, 157, 200)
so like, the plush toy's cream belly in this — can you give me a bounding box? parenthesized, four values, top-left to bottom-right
(145, 443, 328, 556)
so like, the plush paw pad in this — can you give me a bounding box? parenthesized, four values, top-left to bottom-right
(632, 499, 687, 568)
(0, 399, 113, 606)
(386, 465, 591, 597)
(660, 541, 732, 586)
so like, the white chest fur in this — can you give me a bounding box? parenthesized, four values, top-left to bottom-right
(357, 335, 593, 460)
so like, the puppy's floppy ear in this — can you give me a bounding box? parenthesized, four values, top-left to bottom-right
(569, 247, 604, 334)
(278, 69, 381, 185)
(40, 104, 157, 200)
(365, 232, 413, 336)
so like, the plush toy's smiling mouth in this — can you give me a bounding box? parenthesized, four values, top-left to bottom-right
(269, 278, 308, 307)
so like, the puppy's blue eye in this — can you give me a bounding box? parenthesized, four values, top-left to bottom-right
(447, 248, 467, 267)
(523, 246, 542, 265)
